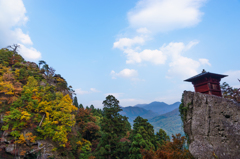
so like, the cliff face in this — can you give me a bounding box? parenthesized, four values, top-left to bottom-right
(182, 91, 240, 159)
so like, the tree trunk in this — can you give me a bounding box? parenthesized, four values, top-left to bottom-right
(108, 141, 111, 159)
(39, 114, 45, 127)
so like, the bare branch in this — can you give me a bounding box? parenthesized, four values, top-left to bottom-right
(7, 44, 20, 54)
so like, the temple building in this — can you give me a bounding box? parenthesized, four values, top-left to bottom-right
(184, 69, 228, 97)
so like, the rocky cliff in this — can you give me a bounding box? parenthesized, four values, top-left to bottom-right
(182, 91, 240, 159)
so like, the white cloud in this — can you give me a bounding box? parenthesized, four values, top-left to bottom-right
(76, 88, 101, 95)
(160, 41, 211, 79)
(0, 0, 41, 60)
(114, 38, 210, 79)
(111, 69, 139, 80)
(0, 0, 28, 27)
(223, 70, 240, 88)
(167, 56, 201, 79)
(124, 48, 167, 65)
(139, 49, 167, 64)
(136, 27, 151, 34)
(160, 41, 198, 59)
(113, 0, 208, 80)
(113, 36, 145, 50)
(75, 88, 89, 95)
(14, 28, 33, 45)
(123, 49, 142, 64)
(118, 69, 138, 78)
(185, 40, 199, 50)
(19, 44, 41, 60)
(90, 88, 100, 92)
(199, 58, 211, 66)
(128, 0, 206, 32)
(113, 37, 167, 65)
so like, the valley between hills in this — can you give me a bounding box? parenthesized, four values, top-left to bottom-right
(120, 101, 184, 136)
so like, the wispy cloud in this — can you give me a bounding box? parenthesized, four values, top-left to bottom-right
(111, 69, 141, 81)
(75, 88, 101, 95)
(113, 39, 211, 79)
(19, 44, 41, 60)
(75, 88, 89, 95)
(113, 36, 145, 50)
(90, 88, 100, 92)
(162, 41, 211, 79)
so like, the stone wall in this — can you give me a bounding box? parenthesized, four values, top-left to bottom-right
(182, 91, 240, 159)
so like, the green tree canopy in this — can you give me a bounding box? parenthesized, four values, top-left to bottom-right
(79, 103, 84, 108)
(94, 95, 129, 159)
(156, 128, 170, 147)
(73, 96, 79, 108)
(129, 116, 156, 158)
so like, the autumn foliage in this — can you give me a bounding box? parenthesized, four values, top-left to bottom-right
(141, 133, 194, 159)
(0, 47, 78, 148)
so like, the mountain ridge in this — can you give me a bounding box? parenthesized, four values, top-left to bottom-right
(120, 101, 183, 136)
(148, 107, 184, 136)
(133, 101, 181, 115)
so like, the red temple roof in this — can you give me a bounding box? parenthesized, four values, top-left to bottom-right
(184, 71, 228, 82)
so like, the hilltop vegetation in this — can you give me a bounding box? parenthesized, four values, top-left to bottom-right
(0, 46, 193, 158)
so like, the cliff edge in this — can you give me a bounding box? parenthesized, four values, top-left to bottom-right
(182, 91, 240, 159)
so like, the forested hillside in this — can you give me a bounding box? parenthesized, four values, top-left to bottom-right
(120, 102, 183, 136)
(0, 46, 193, 159)
(149, 108, 184, 136)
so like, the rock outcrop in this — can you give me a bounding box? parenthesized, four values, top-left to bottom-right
(182, 91, 240, 159)
(0, 130, 60, 159)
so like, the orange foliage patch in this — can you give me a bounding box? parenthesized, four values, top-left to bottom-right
(141, 133, 194, 159)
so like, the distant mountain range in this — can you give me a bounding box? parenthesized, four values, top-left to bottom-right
(134, 101, 181, 115)
(120, 101, 184, 136)
(119, 106, 159, 124)
(149, 108, 184, 136)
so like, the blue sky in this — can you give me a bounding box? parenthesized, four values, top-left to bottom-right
(1, 0, 240, 108)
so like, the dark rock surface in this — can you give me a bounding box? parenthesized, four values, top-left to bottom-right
(182, 91, 240, 159)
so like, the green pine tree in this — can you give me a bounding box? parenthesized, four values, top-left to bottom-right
(129, 116, 156, 158)
(131, 116, 155, 143)
(94, 95, 129, 159)
(90, 104, 94, 109)
(129, 127, 154, 159)
(156, 128, 170, 147)
(73, 96, 79, 108)
(79, 103, 84, 108)
(116, 139, 131, 159)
